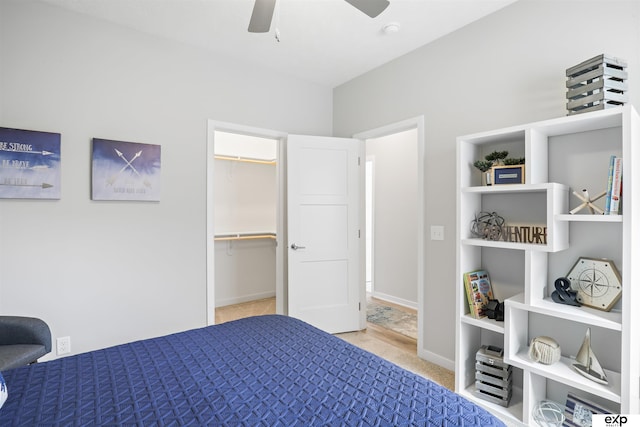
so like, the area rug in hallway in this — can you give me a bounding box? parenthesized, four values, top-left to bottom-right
(367, 300, 417, 340)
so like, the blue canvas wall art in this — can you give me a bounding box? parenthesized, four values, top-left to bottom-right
(92, 138, 161, 201)
(0, 127, 61, 199)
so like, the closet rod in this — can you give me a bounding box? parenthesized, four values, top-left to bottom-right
(214, 155, 276, 165)
(214, 232, 276, 241)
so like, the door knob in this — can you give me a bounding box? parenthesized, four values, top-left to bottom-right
(290, 243, 306, 250)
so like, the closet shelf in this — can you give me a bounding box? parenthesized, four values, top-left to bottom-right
(214, 232, 276, 241)
(214, 154, 276, 165)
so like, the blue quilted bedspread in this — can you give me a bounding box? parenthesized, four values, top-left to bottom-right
(0, 315, 504, 426)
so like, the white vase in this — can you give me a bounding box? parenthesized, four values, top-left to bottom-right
(482, 171, 492, 186)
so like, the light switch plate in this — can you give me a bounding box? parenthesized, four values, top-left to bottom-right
(430, 225, 444, 241)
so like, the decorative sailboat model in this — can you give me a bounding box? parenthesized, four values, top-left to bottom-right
(573, 328, 608, 385)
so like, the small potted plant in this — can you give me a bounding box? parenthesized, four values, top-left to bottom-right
(484, 150, 509, 166)
(474, 151, 525, 186)
(473, 160, 494, 186)
(503, 157, 525, 166)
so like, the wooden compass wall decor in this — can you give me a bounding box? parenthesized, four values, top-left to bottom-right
(566, 257, 622, 311)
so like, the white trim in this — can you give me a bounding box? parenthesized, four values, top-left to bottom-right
(370, 291, 417, 310)
(353, 116, 426, 351)
(365, 156, 375, 295)
(206, 120, 287, 326)
(418, 349, 455, 371)
(206, 124, 215, 326)
(353, 117, 423, 140)
(215, 291, 277, 308)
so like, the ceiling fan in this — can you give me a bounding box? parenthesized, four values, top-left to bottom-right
(248, 0, 390, 33)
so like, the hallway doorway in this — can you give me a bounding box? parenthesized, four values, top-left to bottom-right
(355, 117, 424, 351)
(364, 128, 418, 308)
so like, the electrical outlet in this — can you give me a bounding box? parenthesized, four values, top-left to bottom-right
(57, 336, 71, 355)
(430, 225, 444, 241)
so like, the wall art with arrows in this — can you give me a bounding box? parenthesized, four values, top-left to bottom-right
(0, 127, 61, 199)
(91, 138, 161, 201)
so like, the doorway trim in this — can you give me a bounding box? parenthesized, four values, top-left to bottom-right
(206, 120, 287, 326)
(353, 116, 425, 349)
(365, 155, 375, 295)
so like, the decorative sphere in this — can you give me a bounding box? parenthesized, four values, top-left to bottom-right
(471, 211, 505, 241)
(532, 400, 565, 427)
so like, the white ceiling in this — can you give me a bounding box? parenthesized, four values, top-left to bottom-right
(40, 0, 517, 88)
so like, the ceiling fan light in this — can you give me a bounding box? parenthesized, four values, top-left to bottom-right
(383, 22, 400, 34)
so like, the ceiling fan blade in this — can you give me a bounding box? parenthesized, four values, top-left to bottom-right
(248, 0, 277, 33)
(344, 0, 390, 18)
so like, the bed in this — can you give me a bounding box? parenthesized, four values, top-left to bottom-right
(0, 315, 504, 426)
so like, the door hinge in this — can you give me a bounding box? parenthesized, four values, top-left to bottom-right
(358, 229, 361, 238)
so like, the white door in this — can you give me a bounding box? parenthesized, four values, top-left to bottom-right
(287, 135, 361, 333)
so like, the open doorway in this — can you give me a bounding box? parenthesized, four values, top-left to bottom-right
(355, 118, 424, 350)
(207, 118, 423, 340)
(213, 131, 278, 322)
(206, 121, 287, 326)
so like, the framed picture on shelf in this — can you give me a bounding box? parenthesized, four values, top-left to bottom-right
(492, 165, 525, 185)
(563, 392, 612, 426)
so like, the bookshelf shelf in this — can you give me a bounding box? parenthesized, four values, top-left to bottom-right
(456, 106, 639, 425)
(460, 313, 505, 334)
(555, 214, 622, 222)
(460, 384, 524, 422)
(462, 183, 568, 194)
(507, 293, 622, 331)
(506, 351, 621, 403)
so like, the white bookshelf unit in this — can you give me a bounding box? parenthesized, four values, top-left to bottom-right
(455, 106, 639, 425)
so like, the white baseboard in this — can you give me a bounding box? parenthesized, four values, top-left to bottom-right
(215, 291, 276, 308)
(418, 347, 455, 371)
(370, 291, 417, 310)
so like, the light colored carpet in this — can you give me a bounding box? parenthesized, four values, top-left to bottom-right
(366, 299, 417, 340)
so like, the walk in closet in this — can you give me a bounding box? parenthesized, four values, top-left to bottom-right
(214, 131, 277, 307)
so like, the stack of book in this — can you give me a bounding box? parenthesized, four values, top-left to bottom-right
(604, 155, 623, 215)
(463, 270, 494, 319)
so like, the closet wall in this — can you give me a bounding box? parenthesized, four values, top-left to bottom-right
(214, 131, 277, 307)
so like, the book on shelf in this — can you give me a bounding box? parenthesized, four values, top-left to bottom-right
(608, 157, 622, 215)
(604, 155, 615, 214)
(463, 270, 494, 319)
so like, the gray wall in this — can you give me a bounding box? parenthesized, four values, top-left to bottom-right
(367, 128, 418, 307)
(334, 0, 640, 364)
(0, 0, 332, 358)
